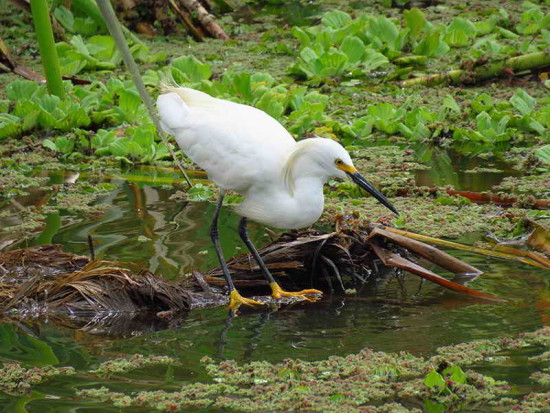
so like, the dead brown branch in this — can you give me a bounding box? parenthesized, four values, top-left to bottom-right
(0, 38, 91, 84)
(369, 243, 504, 302)
(168, 0, 204, 41)
(178, 0, 228, 40)
(366, 225, 481, 275)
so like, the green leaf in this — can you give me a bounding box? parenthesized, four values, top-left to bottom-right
(188, 183, 214, 201)
(443, 95, 461, 113)
(535, 145, 550, 165)
(424, 369, 446, 391)
(115, 89, 143, 123)
(527, 119, 545, 134)
(292, 27, 312, 47)
(448, 17, 477, 37)
(340, 36, 365, 64)
(87, 35, 119, 64)
(496, 27, 520, 39)
(476, 111, 493, 132)
(474, 16, 498, 35)
(471, 94, 493, 113)
(412, 123, 431, 140)
(53, 136, 75, 154)
(53, 6, 74, 32)
(70, 35, 91, 56)
(42, 139, 58, 151)
(444, 17, 477, 47)
(496, 115, 510, 134)
(131, 125, 155, 148)
(0, 114, 23, 139)
(393, 55, 428, 66)
(171, 56, 212, 83)
(56, 43, 88, 75)
(115, 156, 133, 165)
(510, 89, 536, 115)
(251, 73, 276, 89)
(40, 95, 61, 113)
(424, 400, 446, 413)
(403, 7, 427, 40)
(91, 129, 116, 149)
(6, 80, 40, 101)
(445, 29, 470, 47)
(319, 49, 349, 76)
(442, 365, 467, 385)
(322, 10, 352, 29)
(299, 47, 318, 64)
(414, 28, 448, 56)
(73, 16, 101, 36)
(233, 72, 255, 101)
(362, 49, 389, 72)
(256, 92, 285, 120)
(368, 16, 400, 48)
(109, 137, 131, 157)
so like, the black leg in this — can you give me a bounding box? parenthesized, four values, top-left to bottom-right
(238, 217, 323, 301)
(238, 217, 277, 284)
(210, 190, 235, 291)
(211, 191, 263, 310)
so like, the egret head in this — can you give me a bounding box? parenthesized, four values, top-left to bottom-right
(287, 138, 398, 215)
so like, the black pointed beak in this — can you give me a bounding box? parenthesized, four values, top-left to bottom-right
(347, 172, 399, 216)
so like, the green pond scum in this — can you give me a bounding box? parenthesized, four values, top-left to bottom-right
(1, 327, 547, 412)
(1, 0, 550, 411)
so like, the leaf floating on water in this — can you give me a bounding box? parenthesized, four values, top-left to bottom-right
(366, 225, 482, 276)
(384, 227, 550, 271)
(369, 243, 506, 302)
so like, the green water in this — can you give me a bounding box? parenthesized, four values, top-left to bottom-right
(0, 168, 548, 411)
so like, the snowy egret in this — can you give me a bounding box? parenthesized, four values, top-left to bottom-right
(157, 87, 398, 310)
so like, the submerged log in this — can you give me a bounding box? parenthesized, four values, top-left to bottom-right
(400, 51, 550, 87)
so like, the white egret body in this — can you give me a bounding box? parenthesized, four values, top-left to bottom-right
(157, 87, 397, 310)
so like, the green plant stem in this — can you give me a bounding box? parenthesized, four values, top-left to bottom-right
(95, 0, 192, 187)
(400, 51, 550, 87)
(30, 0, 65, 98)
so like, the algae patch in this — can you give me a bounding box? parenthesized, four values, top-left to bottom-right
(0, 363, 75, 396)
(73, 327, 550, 413)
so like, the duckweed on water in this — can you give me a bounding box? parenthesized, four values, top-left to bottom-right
(464, 167, 504, 174)
(73, 327, 549, 412)
(91, 354, 177, 377)
(0, 363, 75, 396)
(493, 174, 550, 198)
(322, 196, 520, 239)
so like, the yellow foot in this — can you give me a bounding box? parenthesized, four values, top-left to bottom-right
(269, 282, 323, 302)
(228, 289, 265, 311)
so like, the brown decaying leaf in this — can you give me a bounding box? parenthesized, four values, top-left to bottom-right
(367, 225, 482, 276)
(526, 220, 550, 256)
(384, 227, 550, 270)
(369, 243, 505, 303)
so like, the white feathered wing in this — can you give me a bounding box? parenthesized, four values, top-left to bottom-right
(157, 88, 296, 195)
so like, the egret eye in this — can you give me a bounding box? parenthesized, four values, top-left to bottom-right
(335, 159, 344, 166)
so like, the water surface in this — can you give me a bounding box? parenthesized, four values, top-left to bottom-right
(0, 167, 547, 411)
